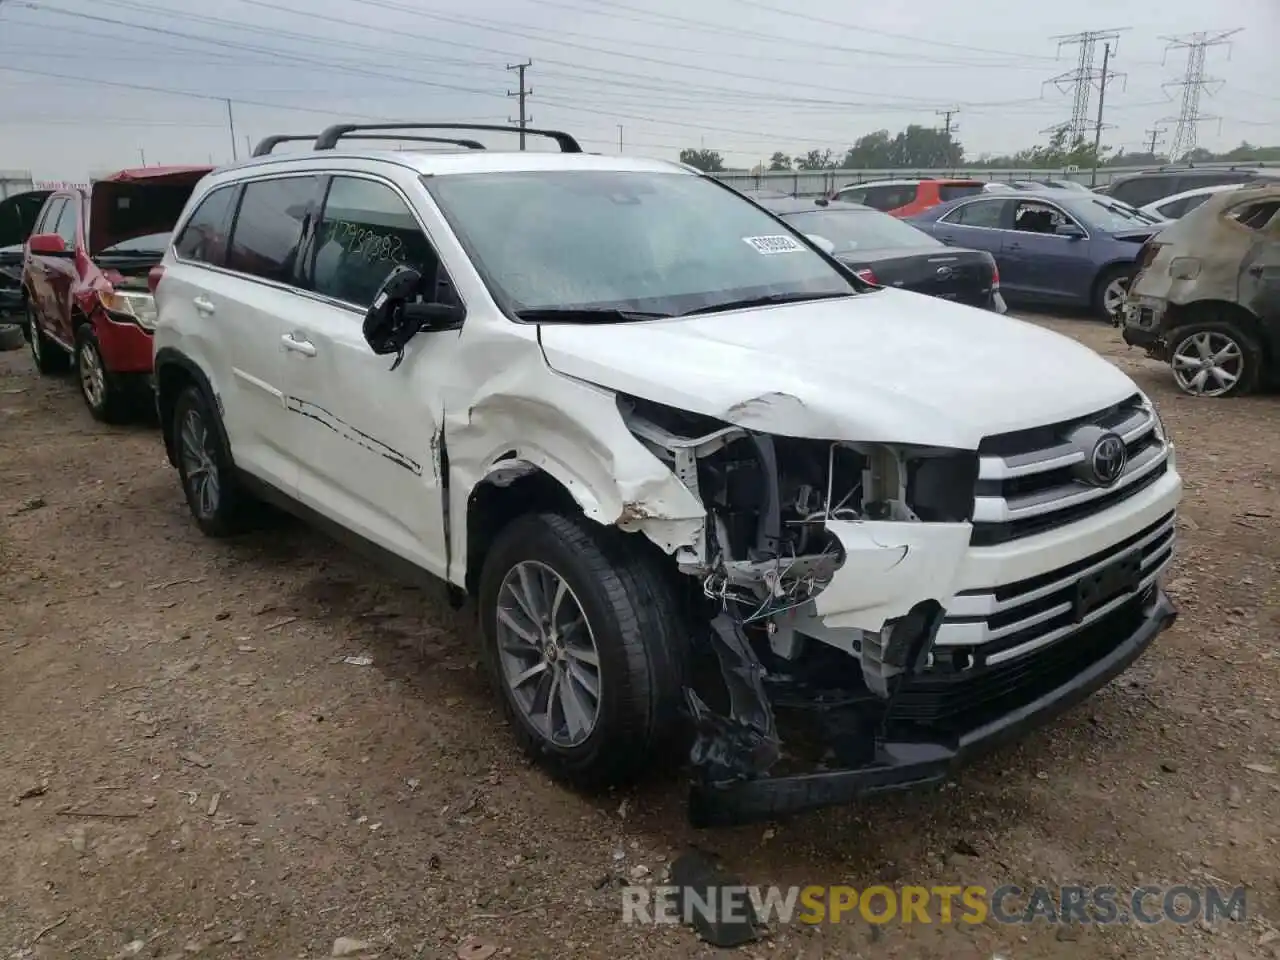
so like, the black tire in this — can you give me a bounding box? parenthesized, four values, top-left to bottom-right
(477, 512, 690, 789)
(172, 384, 258, 537)
(74, 323, 132, 423)
(1166, 318, 1263, 399)
(26, 303, 70, 374)
(1092, 264, 1134, 322)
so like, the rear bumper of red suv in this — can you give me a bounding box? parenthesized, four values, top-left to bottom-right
(93, 311, 154, 374)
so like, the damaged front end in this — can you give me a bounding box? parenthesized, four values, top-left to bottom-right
(619, 396, 988, 822)
(621, 394, 1176, 826)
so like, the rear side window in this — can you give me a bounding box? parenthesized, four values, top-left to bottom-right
(226, 176, 322, 284)
(1155, 196, 1191, 219)
(834, 187, 867, 204)
(54, 198, 79, 246)
(939, 183, 984, 201)
(174, 185, 239, 266)
(863, 185, 916, 212)
(310, 176, 446, 308)
(1109, 177, 1175, 208)
(942, 199, 1006, 228)
(1230, 200, 1280, 231)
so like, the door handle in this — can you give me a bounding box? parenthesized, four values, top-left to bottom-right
(281, 333, 316, 357)
(193, 296, 216, 314)
(938, 235, 956, 245)
(1006, 242, 1022, 250)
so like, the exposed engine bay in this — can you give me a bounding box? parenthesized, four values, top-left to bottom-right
(619, 395, 978, 788)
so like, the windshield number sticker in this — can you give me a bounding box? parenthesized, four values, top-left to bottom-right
(743, 235, 805, 255)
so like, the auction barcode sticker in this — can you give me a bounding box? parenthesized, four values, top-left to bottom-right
(743, 235, 805, 255)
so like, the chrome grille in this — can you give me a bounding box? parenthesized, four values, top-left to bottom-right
(970, 393, 1170, 546)
(931, 511, 1175, 668)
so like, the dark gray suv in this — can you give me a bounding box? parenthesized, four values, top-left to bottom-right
(1104, 166, 1280, 208)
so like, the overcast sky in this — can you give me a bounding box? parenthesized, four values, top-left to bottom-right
(0, 0, 1276, 180)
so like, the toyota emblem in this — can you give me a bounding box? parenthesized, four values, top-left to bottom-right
(1089, 433, 1128, 486)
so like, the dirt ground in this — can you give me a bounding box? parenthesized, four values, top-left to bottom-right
(1, 313, 1277, 960)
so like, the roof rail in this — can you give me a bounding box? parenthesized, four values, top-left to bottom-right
(252, 133, 487, 157)
(312, 122, 582, 153)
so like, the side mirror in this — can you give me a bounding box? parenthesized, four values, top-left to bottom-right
(28, 233, 69, 255)
(805, 233, 836, 255)
(1055, 223, 1086, 240)
(362, 265, 464, 358)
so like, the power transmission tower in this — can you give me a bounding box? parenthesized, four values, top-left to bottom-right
(936, 107, 960, 138)
(1160, 30, 1241, 162)
(506, 60, 532, 151)
(1088, 42, 1126, 186)
(1144, 125, 1167, 157)
(1044, 28, 1127, 142)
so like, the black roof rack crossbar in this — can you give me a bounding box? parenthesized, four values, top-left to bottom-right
(313, 122, 582, 153)
(252, 133, 487, 157)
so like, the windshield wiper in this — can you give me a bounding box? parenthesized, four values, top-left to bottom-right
(680, 291, 853, 317)
(514, 307, 673, 323)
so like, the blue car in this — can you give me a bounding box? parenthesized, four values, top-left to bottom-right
(906, 189, 1164, 320)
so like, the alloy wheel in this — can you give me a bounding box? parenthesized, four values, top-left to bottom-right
(78, 339, 106, 409)
(28, 310, 41, 364)
(1171, 330, 1244, 397)
(179, 408, 221, 519)
(495, 560, 602, 748)
(1102, 276, 1130, 318)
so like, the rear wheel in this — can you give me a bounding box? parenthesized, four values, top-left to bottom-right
(1168, 320, 1262, 398)
(27, 303, 70, 374)
(478, 512, 689, 789)
(173, 384, 258, 536)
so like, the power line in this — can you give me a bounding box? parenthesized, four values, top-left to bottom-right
(506, 60, 532, 150)
(1160, 29, 1243, 160)
(1044, 28, 1127, 142)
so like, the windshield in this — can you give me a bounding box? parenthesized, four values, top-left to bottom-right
(1063, 197, 1161, 231)
(425, 170, 856, 318)
(782, 208, 935, 254)
(99, 231, 171, 255)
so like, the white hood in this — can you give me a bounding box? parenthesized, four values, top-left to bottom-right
(538, 289, 1138, 449)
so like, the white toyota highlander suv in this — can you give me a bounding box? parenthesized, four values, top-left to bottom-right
(151, 123, 1182, 826)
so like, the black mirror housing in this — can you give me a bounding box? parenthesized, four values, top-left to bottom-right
(362, 265, 464, 357)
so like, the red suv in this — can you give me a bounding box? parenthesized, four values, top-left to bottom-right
(22, 166, 212, 421)
(831, 178, 986, 218)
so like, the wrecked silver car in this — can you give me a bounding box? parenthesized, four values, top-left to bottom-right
(1122, 184, 1280, 398)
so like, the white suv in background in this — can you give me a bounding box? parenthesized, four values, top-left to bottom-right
(152, 123, 1182, 827)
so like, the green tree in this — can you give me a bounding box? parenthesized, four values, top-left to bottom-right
(796, 148, 835, 170)
(768, 151, 793, 171)
(679, 148, 725, 172)
(841, 130, 893, 168)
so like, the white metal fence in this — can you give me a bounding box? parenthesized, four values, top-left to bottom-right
(711, 161, 1280, 198)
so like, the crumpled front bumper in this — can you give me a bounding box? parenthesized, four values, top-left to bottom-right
(688, 587, 1177, 827)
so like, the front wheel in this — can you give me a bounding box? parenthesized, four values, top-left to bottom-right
(1168, 320, 1262, 398)
(75, 324, 131, 423)
(1093, 266, 1134, 322)
(478, 512, 689, 789)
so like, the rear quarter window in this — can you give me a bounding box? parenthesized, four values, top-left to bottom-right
(174, 185, 241, 266)
(939, 184, 984, 201)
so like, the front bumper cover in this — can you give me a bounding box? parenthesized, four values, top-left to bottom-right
(688, 587, 1177, 827)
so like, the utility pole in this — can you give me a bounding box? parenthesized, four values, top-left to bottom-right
(1160, 30, 1242, 162)
(225, 98, 238, 161)
(1044, 28, 1127, 143)
(506, 60, 532, 150)
(138, 147, 146, 166)
(935, 107, 960, 139)
(1144, 125, 1167, 158)
(1088, 42, 1125, 187)
(618, 124, 623, 154)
